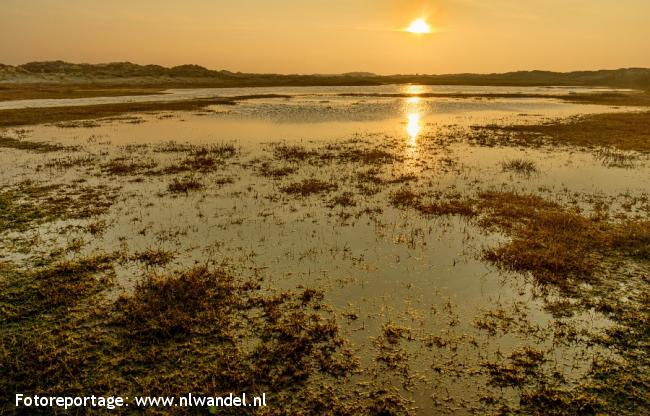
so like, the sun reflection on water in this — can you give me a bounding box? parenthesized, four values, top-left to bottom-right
(403, 87, 425, 147)
(401, 85, 426, 166)
(405, 85, 426, 96)
(406, 113, 421, 142)
(406, 96, 421, 105)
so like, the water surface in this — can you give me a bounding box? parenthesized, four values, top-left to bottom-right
(1, 85, 647, 415)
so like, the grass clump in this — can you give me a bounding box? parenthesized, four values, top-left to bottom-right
(389, 187, 476, 217)
(45, 154, 96, 169)
(258, 162, 297, 178)
(482, 347, 546, 388)
(0, 181, 117, 232)
(335, 147, 398, 165)
(270, 142, 400, 167)
(168, 176, 204, 193)
(0, 135, 65, 152)
(116, 266, 242, 340)
(389, 187, 420, 207)
(329, 192, 357, 208)
(477, 192, 601, 286)
(474, 191, 650, 287)
(595, 148, 639, 168)
(382, 323, 411, 344)
(180, 144, 237, 172)
(103, 157, 157, 175)
(153, 141, 201, 153)
(281, 179, 338, 196)
(418, 198, 477, 217)
(0, 253, 116, 322)
(155, 143, 237, 175)
(180, 153, 220, 172)
(54, 120, 101, 128)
(198, 143, 237, 158)
(477, 111, 650, 153)
(273, 144, 318, 162)
(130, 248, 175, 267)
(609, 220, 650, 260)
(501, 158, 538, 175)
(518, 385, 605, 416)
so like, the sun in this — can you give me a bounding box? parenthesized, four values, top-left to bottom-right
(406, 18, 432, 34)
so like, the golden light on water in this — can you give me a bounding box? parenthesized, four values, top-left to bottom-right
(405, 18, 432, 34)
(404, 110, 422, 162)
(406, 96, 421, 104)
(404, 85, 424, 145)
(405, 84, 425, 95)
(406, 113, 421, 141)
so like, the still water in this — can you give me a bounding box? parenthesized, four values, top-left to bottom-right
(1, 85, 647, 414)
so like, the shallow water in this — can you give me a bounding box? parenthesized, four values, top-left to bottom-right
(1, 85, 648, 414)
(0, 83, 634, 110)
(15, 86, 641, 147)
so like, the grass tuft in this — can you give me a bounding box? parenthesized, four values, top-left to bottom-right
(501, 158, 538, 175)
(281, 179, 338, 196)
(168, 176, 204, 193)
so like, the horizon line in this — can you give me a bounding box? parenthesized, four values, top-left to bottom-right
(3, 60, 650, 78)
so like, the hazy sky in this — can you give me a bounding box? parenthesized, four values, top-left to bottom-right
(1, 0, 649, 74)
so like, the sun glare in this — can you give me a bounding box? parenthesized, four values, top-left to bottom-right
(406, 18, 432, 34)
(406, 113, 421, 140)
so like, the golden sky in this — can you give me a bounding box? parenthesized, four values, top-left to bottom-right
(1, 0, 649, 74)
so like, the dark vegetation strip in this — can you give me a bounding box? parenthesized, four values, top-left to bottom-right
(476, 111, 650, 152)
(0, 135, 66, 152)
(0, 97, 236, 128)
(2, 64, 650, 93)
(0, 94, 297, 128)
(0, 83, 166, 101)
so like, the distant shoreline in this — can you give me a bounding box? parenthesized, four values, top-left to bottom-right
(1, 62, 649, 129)
(2, 61, 649, 91)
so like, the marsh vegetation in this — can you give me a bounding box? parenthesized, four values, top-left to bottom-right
(0, 84, 648, 415)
